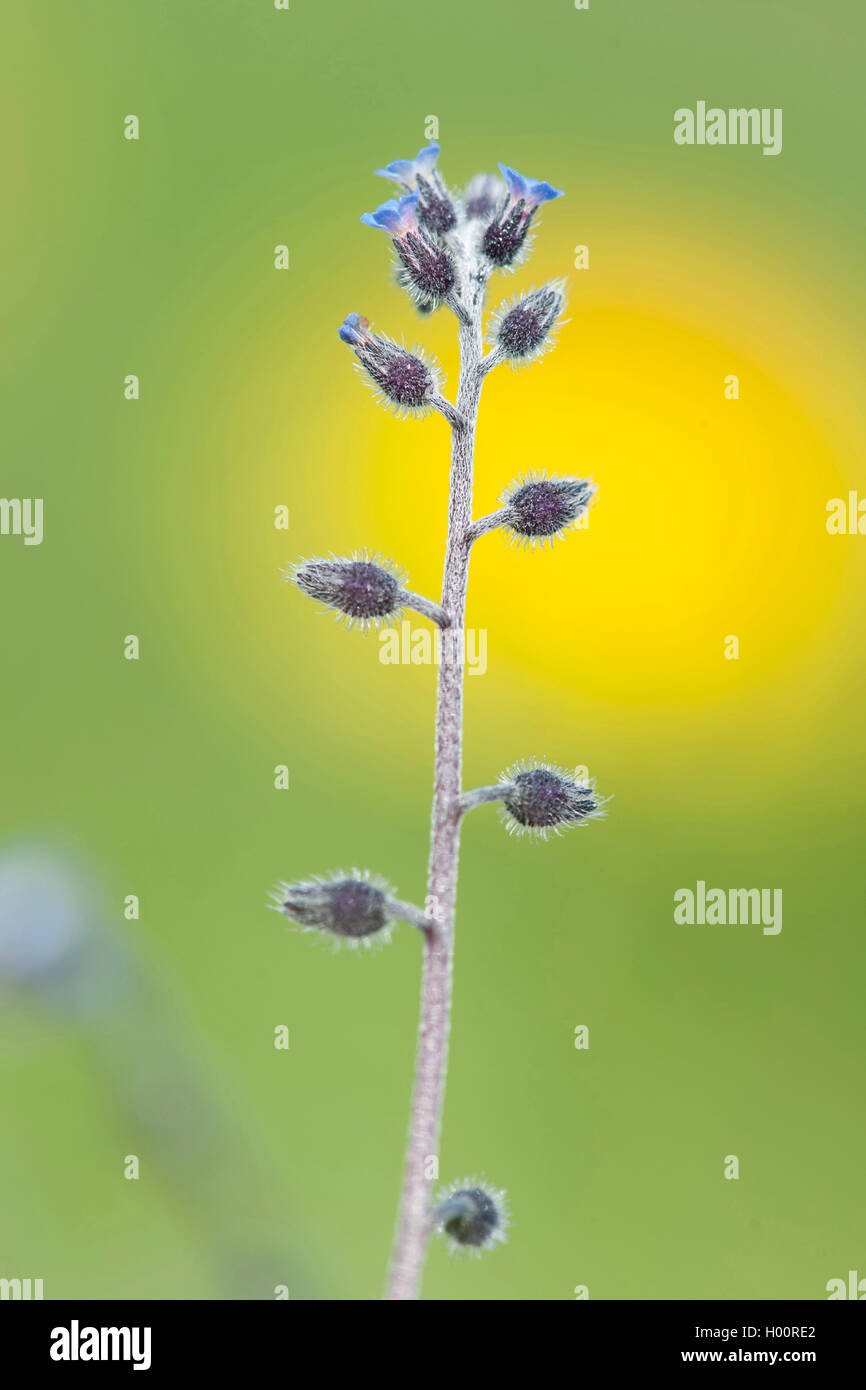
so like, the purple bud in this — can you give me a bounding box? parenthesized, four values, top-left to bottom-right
(482, 199, 533, 268)
(395, 230, 457, 308)
(481, 168, 562, 268)
(499, 759, 603, 839)
(374, 143, 456, 236)
(435, 1179, 509, 1253)
(273, 871, 392, 943)
(502, 472, 596, 545)
(491, 280, 567, 364)
(339, 318, 442, 415)
(288, 553, 405, 628)
(415, 174, 457, 235)
(361, 189, 456, 308)
(363, 344, 435, 411)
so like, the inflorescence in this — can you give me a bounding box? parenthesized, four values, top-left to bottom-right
(276, 135, 607, 1292)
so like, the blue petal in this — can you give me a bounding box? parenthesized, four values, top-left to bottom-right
(498, 163, 530, 200)
(375, 159, 414, 184)
(528, 179, 564, 203)
(375, 143, 440, 186)
(360, 192, 418, 233)
(338, 312, 366, 344)
(498, 163, 564, 206)
(415, 141, 440, 173)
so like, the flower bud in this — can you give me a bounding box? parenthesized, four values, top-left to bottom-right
(502, 472, 596, 546)
(287, 552, 405, 629)
(415, 175, 457, 235)
(434, 1178, 509, 1253)
(338, 314, 442, 415)
(374, 141, 456, 235)
(481, 164, 563, 268)
(489, 280, 567, 365)
(395, 233, 457, 308)
(498, 759, 603, 839)
(361, 194, 457, 308)
(461, 172, 505, 221)
(272, 870, 393, 946)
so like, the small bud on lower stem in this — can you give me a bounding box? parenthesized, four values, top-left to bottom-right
(287, 553, 404, 629)
(501, 472, 596, 546)
(287, 552, 447, 631)
(434, 1178, 509, 1253)
(273, 870, 392, 944)
(339, 314, 443, 416)
(489, 279, 567, 365)
(498, 758, 604, 839)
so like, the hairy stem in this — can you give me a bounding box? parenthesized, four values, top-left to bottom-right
(466, 507, 510, 546)
(387, 898, 437, 934)
(385, 261, 488, 1301)
(456, 783, 509, 816)
(400, 589, 451, 630)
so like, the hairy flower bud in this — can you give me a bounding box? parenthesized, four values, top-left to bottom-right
(395, 232, 457, 308)
(481, 206, 530, 269)
(498, 759, 603, 839)
(375, 141, 457, 235)
(287, 550, 448, 631)
(287, 552, 405, 629)
(338, 314, 442, 416)
(501, 471, 596, 546)
(489, 280, 567, 365)
(415, 176, 457, 235)
(361, 194, 457, 308)
(272, 870, 393, 946)
(434, 1178, 509, 1253)
(482, 163, 563, 268)
(461, 172, 505, 221)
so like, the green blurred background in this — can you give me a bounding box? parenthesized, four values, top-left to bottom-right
(1, 0, 864, 1299)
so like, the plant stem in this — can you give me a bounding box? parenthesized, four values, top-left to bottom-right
(456, 783, 509, 816)
(385, 261, 488, 1301)
(400, 589, 451, 630)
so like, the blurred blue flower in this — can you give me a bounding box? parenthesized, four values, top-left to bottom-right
(480, 166, 564, 267)
(338, 312, 370, 346)
(376, 142, 440, 191)
(360, 192, 419, 238)
(498, 164, 564, 209)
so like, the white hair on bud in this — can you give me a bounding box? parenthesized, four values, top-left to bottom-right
(433, 1175, 510, 1256)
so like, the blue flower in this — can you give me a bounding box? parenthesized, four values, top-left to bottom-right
(498, 164, 564, 209)
(480, 167, 564, 268)
(360, 193, 419, 238)
(360, 192, 455, 307)
(338, 312, 370, 346)
(375, 142, 440, 191)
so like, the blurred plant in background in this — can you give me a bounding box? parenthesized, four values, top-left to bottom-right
(0, 844, 314, 1299)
